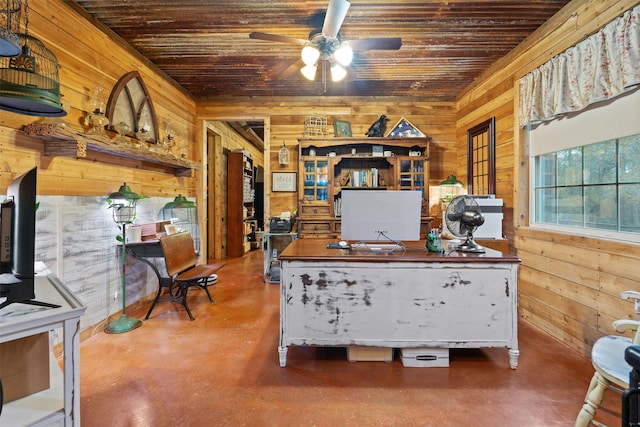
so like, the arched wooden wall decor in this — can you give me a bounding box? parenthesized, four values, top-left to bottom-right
(106, 71, 159, 144)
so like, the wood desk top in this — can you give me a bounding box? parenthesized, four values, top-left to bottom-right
(279, 239, 520, 264)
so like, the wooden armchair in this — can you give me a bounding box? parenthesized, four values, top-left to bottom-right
(145, 231, 225, 321)
(575, 291, 640, 427)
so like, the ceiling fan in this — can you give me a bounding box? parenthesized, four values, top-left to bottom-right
(249, 0, 401, 89)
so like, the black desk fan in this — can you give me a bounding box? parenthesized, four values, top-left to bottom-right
(445, 195, 486, 253)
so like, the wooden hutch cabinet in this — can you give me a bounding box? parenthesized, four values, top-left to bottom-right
(227, 150, 255, 257)
(296, 137, 432, 239)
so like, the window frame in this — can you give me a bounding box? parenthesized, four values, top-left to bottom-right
(529, 135, 640, 244)
(526, 88, 640, 244)
(467, 118, 496, 195)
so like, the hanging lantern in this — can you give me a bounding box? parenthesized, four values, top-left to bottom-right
(278, 141, 290, 166)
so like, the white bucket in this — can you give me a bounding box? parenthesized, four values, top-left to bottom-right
(127, 225, 143, 243)
(255, 231, 265, 250)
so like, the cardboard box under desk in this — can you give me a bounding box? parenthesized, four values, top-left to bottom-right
(347, 346, 394, 363)
(0, 332, 50, 403)
(400, 348, 449, 367)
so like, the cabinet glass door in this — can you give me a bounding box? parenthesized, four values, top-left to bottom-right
(398, 158, 426, 195)
(303, 159, 329, 201)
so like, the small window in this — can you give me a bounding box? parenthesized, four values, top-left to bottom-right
(533, 134, 640, 236)
(528, 88, 640, 242)
(467, 118, 496, 195)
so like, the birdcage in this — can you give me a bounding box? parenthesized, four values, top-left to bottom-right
(303, 115, 327, 137)
(0, 32, 66, 116)
(0, 0, 21, 57)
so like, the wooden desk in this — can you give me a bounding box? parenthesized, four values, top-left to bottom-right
(0, 264, 86, 426)
(125, 239, 169, 287)
(278, 239, 521, 368)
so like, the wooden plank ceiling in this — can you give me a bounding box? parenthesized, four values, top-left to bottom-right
(69, 0, 571, 100)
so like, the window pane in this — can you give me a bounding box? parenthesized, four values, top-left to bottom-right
(535, 188, 556, 224)
(585, 185, 616, 230)
(619, 134, 640, 183)
(620, 183, 640, 233)
(535, 153, 556, 187)
(557, 148, 582, 186)
(557, 187, 583, 227)
(584, 141, 616, 184)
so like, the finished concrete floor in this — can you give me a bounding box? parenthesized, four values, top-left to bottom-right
(78, 249, 621, 426)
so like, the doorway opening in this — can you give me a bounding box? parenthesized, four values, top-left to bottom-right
(203, 119, 268, 260)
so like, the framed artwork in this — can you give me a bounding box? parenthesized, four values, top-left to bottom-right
(272, 172, 297, 192)
(386, 117, 425, 138)
(333, 120, 352, 137)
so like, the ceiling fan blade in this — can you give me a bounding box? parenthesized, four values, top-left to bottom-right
(347, 38, 402, 51)
(278, 59, 305, 80)
(249, 32, 307, 46)
(322, 0, 350, 38)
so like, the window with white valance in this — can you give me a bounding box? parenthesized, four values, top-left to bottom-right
(519, 5, 639, 127)
(522, 5, 640, 243)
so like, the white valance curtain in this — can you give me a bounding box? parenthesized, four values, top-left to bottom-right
(519, 5, 640, 127)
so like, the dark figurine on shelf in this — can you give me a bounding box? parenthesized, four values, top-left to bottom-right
(365, 115, 389, 137)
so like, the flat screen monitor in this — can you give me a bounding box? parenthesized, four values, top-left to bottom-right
(340, 190, 422, 242)
(0, 167, 58, 310)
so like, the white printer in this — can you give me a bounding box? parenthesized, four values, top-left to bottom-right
(470, 195, 503, 239)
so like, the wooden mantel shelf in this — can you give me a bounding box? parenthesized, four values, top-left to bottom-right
(22, 124, 197, 177)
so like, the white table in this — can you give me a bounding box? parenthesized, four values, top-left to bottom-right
(278, 239, 520, 368)
(0, 266, 86, 426)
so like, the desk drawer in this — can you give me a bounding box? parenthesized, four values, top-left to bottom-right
(300, 205, 331, 217)
(298, 220, 332, 234)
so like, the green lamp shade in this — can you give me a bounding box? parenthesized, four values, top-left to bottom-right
(163, 194, 196, 209)
(440, 175, 463, 186)
(108, 183, 141, 202)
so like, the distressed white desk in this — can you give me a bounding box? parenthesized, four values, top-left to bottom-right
(278, 239, 520, 369)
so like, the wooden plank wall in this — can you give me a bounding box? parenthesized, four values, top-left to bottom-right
(0, 0, 222, 338)
(197, 98, 457, 225)
(0, 0, 198, 199)
(455, 0, 640, 356)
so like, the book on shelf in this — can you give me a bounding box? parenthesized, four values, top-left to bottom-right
(348, 168, 379, 188)
(334, 197, 342, 217)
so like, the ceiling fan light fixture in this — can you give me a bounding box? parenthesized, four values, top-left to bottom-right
(330, 63, 347, 82)
(334, 44, 352, 67)
(300, 63, 317, 80)
(301, 45, 320, 66)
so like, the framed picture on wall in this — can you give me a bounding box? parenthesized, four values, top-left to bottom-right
(272, 172, 297, 192)
(333, 120, 352, 137)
